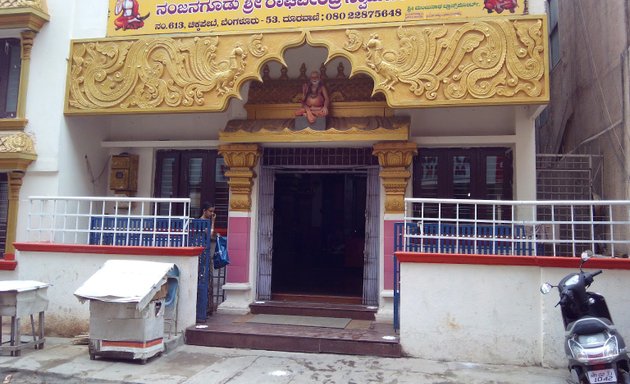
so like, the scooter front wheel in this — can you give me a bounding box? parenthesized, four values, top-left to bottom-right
(569, 368, 586, 384)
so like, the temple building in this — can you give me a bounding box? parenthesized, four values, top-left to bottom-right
(0, 0, 549, 355)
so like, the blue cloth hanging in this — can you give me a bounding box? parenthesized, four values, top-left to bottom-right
(213, 235, 230, 269)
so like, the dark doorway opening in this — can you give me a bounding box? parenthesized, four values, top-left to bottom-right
(271, 172, 366, 300)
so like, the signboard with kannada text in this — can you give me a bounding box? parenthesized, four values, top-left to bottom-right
(107, 0, 528, 37)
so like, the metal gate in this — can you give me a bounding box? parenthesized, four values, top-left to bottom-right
(191, 219, 212, 322)
(192, 218, 227, 322)
(256, 167, 275, 300)
(362, 167, 380, 306)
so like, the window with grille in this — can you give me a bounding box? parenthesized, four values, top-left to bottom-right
(263, 147, 378, 167)
(0, 39, 21, 118)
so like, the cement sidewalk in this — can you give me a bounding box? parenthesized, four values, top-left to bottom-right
(0, 338, 570, 384)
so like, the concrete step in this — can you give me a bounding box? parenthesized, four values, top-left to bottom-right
(185, 314, 401, 358)
(249, 300, 377, 320)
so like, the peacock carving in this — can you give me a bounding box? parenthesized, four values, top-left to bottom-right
(344, 20, 545, 101)
(68, 35, 255, 110)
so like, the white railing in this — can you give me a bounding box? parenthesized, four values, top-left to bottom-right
(403, 198, 630, 257)
(26, 196, 192, 247)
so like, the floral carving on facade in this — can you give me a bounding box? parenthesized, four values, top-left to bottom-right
(324, 17, 547, 106)
(0, 0, 46, 12)
(373, 142, 417, 214)
(66, 33, 297, 114)
(218, 144, 261, 212)
(65, 17, 548, 114)
(0, 132, 36, 154)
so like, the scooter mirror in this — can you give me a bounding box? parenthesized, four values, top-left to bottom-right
(540, 283, 553, 294)
(581, 250, 593, 262)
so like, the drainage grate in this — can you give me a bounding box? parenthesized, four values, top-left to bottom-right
(263, 147, 378, 167)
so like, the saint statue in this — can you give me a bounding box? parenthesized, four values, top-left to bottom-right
(295, 71, 330, 125)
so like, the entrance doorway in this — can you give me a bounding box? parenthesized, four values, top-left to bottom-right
(256, 148, 380, 306)
(271, 172, 366, 300)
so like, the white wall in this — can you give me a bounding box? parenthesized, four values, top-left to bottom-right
(405, 106, 516, 137)
(528, 0, 547, 15)
(17, 0, 113, 246)
(13, 250, 198, 337)
(24, 1, 113, 198)
(400, 261, 630, 368)
(514, 106, 538, 201)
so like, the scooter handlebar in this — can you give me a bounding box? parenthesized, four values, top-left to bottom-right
(582, 270, 603, 288)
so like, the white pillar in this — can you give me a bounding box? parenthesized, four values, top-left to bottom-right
(514, 106, 538, 202)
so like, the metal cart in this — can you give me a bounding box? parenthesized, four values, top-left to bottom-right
(74, 260, 179, 364)
(0, 280, 50, 356)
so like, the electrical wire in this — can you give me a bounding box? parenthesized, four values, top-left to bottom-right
(571, 1, 628, 172)
(84, 155, 109, 194)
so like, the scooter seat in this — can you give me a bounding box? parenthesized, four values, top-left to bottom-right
(568, 316, 614, 335)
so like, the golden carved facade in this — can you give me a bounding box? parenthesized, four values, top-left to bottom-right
(311, 17, 548, 107)
(0, 132, 36, 261)
(66, 33, 304, 114)
(65, 16, 548, 115)
(0, 0, 48, 31)
(0, 132, 36, 154)
(220, 125, 409, 143)
(218, 144, 261, 212)
(373, 141, 417, 214)
(0, 0, 47, 12)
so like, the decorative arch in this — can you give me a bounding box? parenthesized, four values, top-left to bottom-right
(307, 17, 548, 108)
(66, 31, 306, 115)
(64, 16, 548, 115)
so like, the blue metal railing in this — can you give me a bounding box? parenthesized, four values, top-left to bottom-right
(404, 222, 538, 256)
(89, 217, 187, 247)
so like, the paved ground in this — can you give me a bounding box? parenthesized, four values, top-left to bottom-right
(0, 338, 571, 384)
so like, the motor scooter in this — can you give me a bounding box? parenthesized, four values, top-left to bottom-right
(541, 250, 630, 384)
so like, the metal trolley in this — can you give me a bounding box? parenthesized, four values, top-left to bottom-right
(75, 260, 179, 364)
